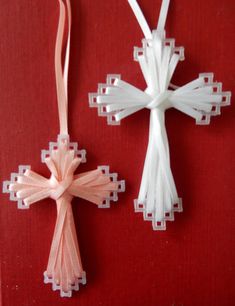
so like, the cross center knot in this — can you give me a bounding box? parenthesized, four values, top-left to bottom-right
(146, 90, 172, 110)
(49, 174, 73, 201)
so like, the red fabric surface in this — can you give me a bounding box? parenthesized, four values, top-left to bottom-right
(0, 0, 234, 305)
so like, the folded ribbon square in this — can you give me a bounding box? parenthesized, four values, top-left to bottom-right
(89, 0, 231, 230)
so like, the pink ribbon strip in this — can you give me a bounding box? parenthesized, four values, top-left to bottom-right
(55, 0, 70, 135)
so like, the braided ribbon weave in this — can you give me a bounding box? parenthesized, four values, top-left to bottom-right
(89, 0, 231, 230)
(3, 0, 124, 297)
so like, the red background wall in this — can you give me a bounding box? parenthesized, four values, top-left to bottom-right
(0, 1, 234, 305)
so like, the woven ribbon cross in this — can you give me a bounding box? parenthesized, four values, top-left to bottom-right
(3, 0, 124, 297)
(89, 0, 231, 230)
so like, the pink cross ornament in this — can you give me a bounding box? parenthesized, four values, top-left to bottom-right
(3, 134, 124, 297)
(2, 0, 124, 297)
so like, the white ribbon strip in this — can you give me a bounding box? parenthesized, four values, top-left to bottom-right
(156, 0, 170, 33)
(128, 0, 152, 39)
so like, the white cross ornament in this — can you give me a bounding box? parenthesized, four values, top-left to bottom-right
(89, 0, 231, 230)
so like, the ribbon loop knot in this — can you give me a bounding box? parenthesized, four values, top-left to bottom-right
(49, 174, 73, 201)
(146, 90, 172, 110)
